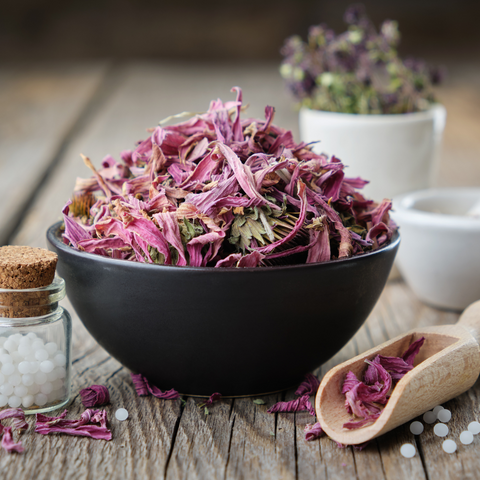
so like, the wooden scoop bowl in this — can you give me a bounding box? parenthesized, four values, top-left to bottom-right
(316, 300, 480, 445)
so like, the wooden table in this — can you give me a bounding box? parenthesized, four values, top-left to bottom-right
(0, 61, 479, 480)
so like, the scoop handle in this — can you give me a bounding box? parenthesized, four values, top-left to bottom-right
(457, 300, 480, 346)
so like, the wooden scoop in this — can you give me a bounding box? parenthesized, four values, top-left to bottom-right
(316, 300, 480, 445)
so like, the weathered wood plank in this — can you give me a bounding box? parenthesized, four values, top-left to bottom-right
(295, 409, 325, 480)
(165, 397, 233, 480)
(0, 63, 108, 246)
(225, 394, 286, 480)
(416, 387, 480, 480)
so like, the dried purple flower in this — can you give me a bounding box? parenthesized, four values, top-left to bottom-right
(304, 422, 324, 441)
(1, 427, 24, 453)
(131, 373, 149, 396)
(268, 395, 315, 416)
(202, 392, 222, 407)
(199, 392, 222, 415)
(130, 373, 180, 399)
(342, 336, 425, 429)
(353, 441, 371, 451)
(0, 408, 29, 432)
(80, 385, 110, 407)
(281, 6, 443, 114)
(147, 383, 180, 400)
(295, 373, 320, 397)
(35, 409, 112, 441)
(64, 88, 397, 269)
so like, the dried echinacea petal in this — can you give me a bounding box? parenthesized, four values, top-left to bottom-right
(1, 426, 24, 453)
(130, 373, 179, 400)
(80, 385, 110, 407)
(268, 395, 315, 416)
(0, 408, 29, 433)
(304, 422, 324, 441)
(130, 373, 149, 396)
(64, 88, 397, 268)
(147, 383, 180, 400)
(295, 373, 320, 397)
(199, 393, 222, 415)
(35, 409, 112, 441)
(342, 337, 425, 430)
(269, 374, 319, 417)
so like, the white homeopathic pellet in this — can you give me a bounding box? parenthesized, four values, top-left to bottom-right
(432, 405, 444, 416)
(400, 443, 416, 458)
(410, 421, 424, 435)
(460, 431, 474, 445)
(468, 421, 480, 435)
(423, 411, 437, 424)
(442, 439, 457, 453)
(115, 408, 129, 421)
(434, 423, 449, 437)
(437, 409, 452, 423)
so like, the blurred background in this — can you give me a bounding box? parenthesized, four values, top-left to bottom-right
(2, 0, 480, 61)
(1, 0, 479, 247)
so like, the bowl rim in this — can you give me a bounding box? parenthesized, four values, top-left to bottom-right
(47, 221, 400, 273)
(392, 188, 480, 230)
(299, 103, 445, 124)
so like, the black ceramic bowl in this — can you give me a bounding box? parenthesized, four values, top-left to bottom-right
(47, 222, 400, 396)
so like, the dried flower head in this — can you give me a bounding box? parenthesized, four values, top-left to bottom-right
(280, 6, 444, 114)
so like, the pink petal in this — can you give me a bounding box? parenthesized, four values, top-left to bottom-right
(304, 422, 324, 441)
(1, 427, 24, 453)
(295, 373, 320, 396)
(80, 385, 110, 407)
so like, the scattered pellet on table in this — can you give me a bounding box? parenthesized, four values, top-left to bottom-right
(423, 411, 437, 424)
(460, 431, 474, 445)
(468, 421, 480, 435)
(432, 405, 444, 416)
(410, 421, 424, 435)
(115, 408, 129, 421)
(400, 443, 416, 458)
(434, 423, 449, 437)
(442, 439, 457, 453)
(437, 409, 452, 423)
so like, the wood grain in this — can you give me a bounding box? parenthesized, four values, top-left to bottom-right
(1, 60, 480, 479)
(0, 63, 108, 246)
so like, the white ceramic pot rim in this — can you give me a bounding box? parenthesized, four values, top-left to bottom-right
(300, 103, 445, 125)
(393, 188, 480, 230)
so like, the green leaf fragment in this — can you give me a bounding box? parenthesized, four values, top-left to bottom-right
(253, 399, 266, 405)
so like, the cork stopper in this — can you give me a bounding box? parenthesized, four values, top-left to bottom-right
(0, 246, 59, 318)
(0, 246, 57, 289)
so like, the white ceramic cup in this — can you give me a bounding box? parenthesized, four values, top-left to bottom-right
(391, 188, 480, 311)
(299, 105, 446, 202)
